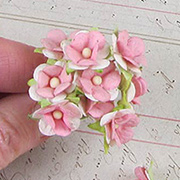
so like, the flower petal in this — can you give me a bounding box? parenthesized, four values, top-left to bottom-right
(79, 78, 93, 94)
(39, 119, 56, 136)
(34, 64, 48, 81)
(91, 59, 110, 70)
(36, 87, 54, 98)
(109, 89, 120, 101)
(68, 62, 88, 70)
(51, 93, 67, 103)
(66, 46, 83, 64)
(29, 85, 42, 101)
(114, 53, 127, 70)
(47, 29, 67, 44)
(92, 86, 111, 102)
(54, 120, 71, 136)
(43, 65, 62, 77)
(127, 82, 136, 102)
(59, 66, 72, 83)
(42, 49, 63, 59)
(41, 38, 57, 50)
(102, 71, 121, 90)
(100, 111, 116, 126)
(70, 32, 89, 51)
(97, 42, 110, 59)
(54, 82, 70, 96)
(88, 31, 105, 50)
(38, 71, 50, 88)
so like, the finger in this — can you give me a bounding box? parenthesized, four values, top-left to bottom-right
(0, 38, 46, 93)
(0, 94, 47, 169)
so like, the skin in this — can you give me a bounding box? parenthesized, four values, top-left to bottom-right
(0, 38, 48, 169)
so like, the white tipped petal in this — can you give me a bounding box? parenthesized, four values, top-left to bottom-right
(91, 59, 110, 70)
(75, 30, 89, 36)
(114, 53, 127, 70)
(78, 102, 86, 117)
(100, 112, 116, 126)
(43, 49, 61, 60)
(128, 66, 142, 77)
(68, 62, 88, 70)
(55, 60, 65, 67)
(39, 119, 56, 136)
(29, 85, 42, 101)
(69, 118, 80, 131)
(112, 34, 118, 53)
(105, 126, 111, 144)
(51, 93, 66, 103)
(32, 109, 42, 119)
(119, 108, 135, 115)
(113, 90, 122, 106)
(97, 43, 110, 59)
(33, 63, 47, 81)
(127, 82, 136, 102)
(85, 93, 98, 102)
(109, 89, 120, 101)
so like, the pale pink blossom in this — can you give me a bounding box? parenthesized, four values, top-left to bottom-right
(100, 109, 139, 146)
(135, 167, 149, 180)
(41, 29, 67, 59)
(29, 64, 73, 102)
(132, 76, 147, 104)
(86, 100, 114, 119)
(112, 30, 146, 71)
(79, 63, 121, 102)
(65, 30, 110, 70)
(32, 100, 82, 136)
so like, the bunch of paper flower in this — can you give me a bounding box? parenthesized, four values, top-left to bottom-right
(28, 28, 147, 153)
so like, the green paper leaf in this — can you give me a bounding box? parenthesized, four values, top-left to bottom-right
(104, 134, 109, 154)
(120, 68, 133, 92)
(95, 69, 103, 73)
(34, 47, 44, 54)
(75, 87, 84, 95)
(27, 78, 37, 86)
(28, 114, 39, 121)
(47, 59, 57, 65)
(38, 99, 52, 108)
(88, 121, 105, 134)
(66, 63, 75, 74)
(113, 27, 119, 37)
(90, 27, 99, 31)
(67, 96, 80, 105)
(147, 161, 154, 180)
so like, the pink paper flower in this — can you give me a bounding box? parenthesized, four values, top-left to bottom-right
(132, 76, 147, 104)
(86, 100, 114, 119)
(41, 29, 67, 59)
(112, 30, 146, 71)
(29, 64, 74, 102)
(135, 167, 149, 180)
(79, 63, 121, 102)
(32, 100, 82, 136)
(100, 109, 139, 146)
(65, 30, 110, 70)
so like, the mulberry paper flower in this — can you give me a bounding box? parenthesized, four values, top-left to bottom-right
(41, 29, 67, 59)
(65, 30, 110, 70)
(100, 109, 139, 146)
(32, 100, 82, 136)
(29, 64, 74, 102)
(79, 63, 121, 102)
(112, 30, 146, 71)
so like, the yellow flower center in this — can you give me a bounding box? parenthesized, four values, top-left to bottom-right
(53, 110, 63, 120)
(50, 77, 60, 88)
(82, 47, 92, 58)
(92, 76, 102, 85)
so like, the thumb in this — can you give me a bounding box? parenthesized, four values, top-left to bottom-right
(0, 94, 47, 169)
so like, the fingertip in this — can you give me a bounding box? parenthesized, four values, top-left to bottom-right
(0, 38, 47, 93)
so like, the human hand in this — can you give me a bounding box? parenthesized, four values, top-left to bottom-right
(0, 38, 48, 169)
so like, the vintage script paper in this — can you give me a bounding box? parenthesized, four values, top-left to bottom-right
(0, 0, 180, 179)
